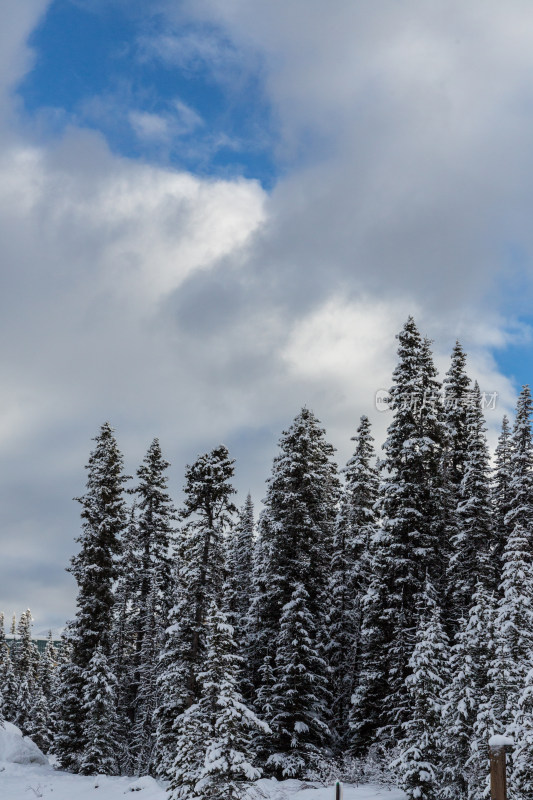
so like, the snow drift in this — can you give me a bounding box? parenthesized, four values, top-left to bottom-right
(0, 722, 48, 765)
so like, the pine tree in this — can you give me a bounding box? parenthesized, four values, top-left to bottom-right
(443, 340, 471, 492)
(196, 602, 268, 799)
(492, 415, 512, 583)
(129, 439, 176, 774)
(267, 583, 330, 779)
(511, 667, 533, 800)
(111, 504, 138, 773)
(395, 587, 449, 800)
(54, 422, 128, 772)
(13, 610, 38, 735)
(27, 689, 52, 753)
(38, 631, 58, 701)
(352, 319, 447, 750)
(0, 612, 16, 722)
(480, 386, 533, 743)
(224, 493, 255, 646)
(488, 522, 533, 734)
(168, 601, 267, 800)
(131, 587, 159, 776)
(247, 408, 339, 773)
(79, 646, 119, 776)
(448, 383, 494, 620)
(328, 415, 378, 749)
(441, 583, 496, 800)
(154, 445, 236, 777)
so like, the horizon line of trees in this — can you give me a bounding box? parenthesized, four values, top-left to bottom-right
(2, 315, 533, 800)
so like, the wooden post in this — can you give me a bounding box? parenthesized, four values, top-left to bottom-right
(335, 780, 342, 800)
(488, 735, 513, 800)
(489, 745, 507, 800)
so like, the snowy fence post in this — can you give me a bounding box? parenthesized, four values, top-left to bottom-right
(335, 780, 342, 800)
(488, 735, 514, 800)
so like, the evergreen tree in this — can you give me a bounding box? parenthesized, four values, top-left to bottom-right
(0, 612, 16, 722)
(54, 422, 128, 772)
(79, 646, 119, 776)
(492, 415, 512, 582)
(196, 602, 268, 799)
(27, 689, 52, 753)
(441, 583, 496, 800)
(13, 610, 38, 735)
(247, 408, 339, 772)
(448, 383, 494, 620)
(395, 587, 449, 800)
(154, 445, 236, 777)
(352, 318, 447, 750)
(129, 439, 176, 774)
(131, 587, 159, 776)
(267, 583, 330, 779)
(38, 631, 58, 701)
(511, 667, 533, 800)
(328, 415, 378, 749)
(224, 493, 255, 646)
(443, 340, 471, 492)
(111, 504, 138, 773)
(479, 386, 533, 744)
(168, 602, 267, 800)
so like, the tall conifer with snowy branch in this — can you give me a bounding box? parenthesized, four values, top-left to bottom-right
(79, 646, 119, 776)
(224, 493, 254, 647)
(447, 383, 494, 621)
(352, 318, 447, 750)
(267, 583, 330, 779)
(395, 585, 449, 800)
(441, 582, 496, 800)
(168, 601, 268, 800)
(484, 386, 533, 733)
(492, 415, 513, 583)
(127, 439, 176, 774)
(154, 445, 236, 777)
(247, 408, 339, 775)
(328, 415, 378, 750)
(54, 422, 128, 772)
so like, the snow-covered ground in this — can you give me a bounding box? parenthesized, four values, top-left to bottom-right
(0, 723, 406, 800)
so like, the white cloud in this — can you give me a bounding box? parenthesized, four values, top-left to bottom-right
(2, 0, 533, 627)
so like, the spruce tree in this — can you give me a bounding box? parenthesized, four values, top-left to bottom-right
(443, 340, 471, 492)
(196, 602, 268, 799)
(129, 439, 176, 774)
(511, 667, 533, 800)
(168, 602, 267, 800)
(154, 445, 236, 777)
(448, 383, 494, 620)
(247, 408, 339, 774)
(38, 631, 58, 701)
(27, 689, 52, 753)
(224, 493, 255, 647)
(267, 583, 330, 779)
(441, 583, 496, 800)
(352, 318, 447, 750)
(479, 386, 533, 743)
(54, 422, 128, 772)
(79, 646, 119, 776)
(328, 415, 378, 749)
(0, 613, 16, 722)
(492, 415, 512, 582)
(395, 587, 449, 800)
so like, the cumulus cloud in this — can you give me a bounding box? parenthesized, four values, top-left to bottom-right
(1, 0, 533, 630)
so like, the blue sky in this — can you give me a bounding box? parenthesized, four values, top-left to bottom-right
(3, 0, 533, 631)
(20, 1, 278, 186)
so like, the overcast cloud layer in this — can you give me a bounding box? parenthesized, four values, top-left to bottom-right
(1, 0, 533, 632)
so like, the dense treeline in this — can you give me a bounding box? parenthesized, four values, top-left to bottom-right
(2, 315, 533, 800)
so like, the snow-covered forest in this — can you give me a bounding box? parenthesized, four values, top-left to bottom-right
(1, 315, 532, 800)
